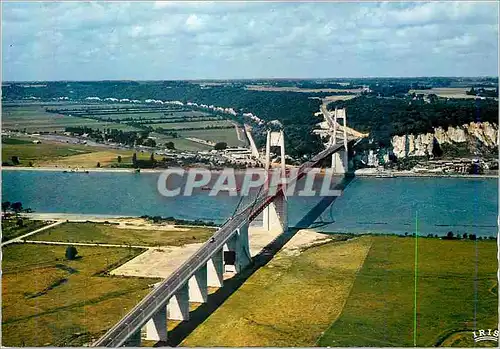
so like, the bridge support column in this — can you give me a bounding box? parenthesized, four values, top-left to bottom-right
(207, 248, 224, 287)
(263, 193, 288, 233)
(188, 265, 208, 303)
(145, 306, 168, 342)
(223, 222, 251, 274)
(167, 284, 189, 321)
(263, 129, 288, 233)
(235, 221, 251, 273)
(331, 107, 349, 174)
(332, 150, 348, 174)
(123, 329, 141, 347)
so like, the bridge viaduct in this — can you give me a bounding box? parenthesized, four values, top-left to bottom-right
(92, 109, 354, 347)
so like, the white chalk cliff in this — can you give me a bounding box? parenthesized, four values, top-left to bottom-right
(391, 122, 498, 158)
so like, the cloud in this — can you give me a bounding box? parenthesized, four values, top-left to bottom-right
(2, 1, 498, 80)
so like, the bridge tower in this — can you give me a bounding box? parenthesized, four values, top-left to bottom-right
(263, 130, 288, 233)
(332, 108, 348, 174)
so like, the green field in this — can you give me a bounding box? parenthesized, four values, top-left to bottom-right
(2, 141, 95, 165)
(150, 120, 233, 130)
(153, 135, 213, 152)
(90, 110, 211, 121)
(317, 236, 498, 347)
(2, 105, 140, 132)
(180, 128, 247, 147)
(1, 218, 51, 242)
(182, 235, 373, 347)
(181, 235, 498, 347)
(31, 222, 216, 246)
(2, 243, 157, 346)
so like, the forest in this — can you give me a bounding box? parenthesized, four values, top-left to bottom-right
(327, 96, 499, 147)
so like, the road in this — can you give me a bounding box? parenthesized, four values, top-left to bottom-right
(320, 103, 368, 139)
(93, 143, 345, 347)
(1, 221, 64, 246)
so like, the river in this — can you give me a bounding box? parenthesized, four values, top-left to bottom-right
(2, 170, 497, 237)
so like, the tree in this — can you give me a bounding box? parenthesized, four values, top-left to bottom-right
(214, 142, 228, 151)
(469, 234, 477, 241)
(117, 155, 122, 163)
(65, 246, 78, 260)
(11, 156, 20, 165)
(132, 153, 138, 168)
(143, 138, 156, 147)
(463, 233, 468, 239)
(165, 141, 175, 150)
(150, 153, 155, 162)
(11, 202, 23, 214)
(2, 201, 11, 212)
(446, 231, 454, 239)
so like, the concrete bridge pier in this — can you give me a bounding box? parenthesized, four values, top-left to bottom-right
(167, 284, 190, 321)
(144, 306, 168, 341)
(188, 265, 208, 303)
(263, 193, 288, 233)
(223, 221, 251, 273)
(331, 107, 349, 174)
(332, 150, 348, 174)
(207, 248, 224, 287)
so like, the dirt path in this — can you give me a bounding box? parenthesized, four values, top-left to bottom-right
(1, 221, 64, 246)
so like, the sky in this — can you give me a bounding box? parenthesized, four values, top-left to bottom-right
(2, 1, 499, 81)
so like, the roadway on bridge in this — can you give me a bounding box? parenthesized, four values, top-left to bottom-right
(93, 143, 345, 347)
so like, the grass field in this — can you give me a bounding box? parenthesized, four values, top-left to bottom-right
(182, 235, 373, 347)
(409, 88, 478, 99)
(317, 236, 498, 347)
(1, 218, 51, 242)
(2, 142, 95, 166)
(1, 243, 157, 346)
(30, 222, 216, 246)
(179, 128, 246, 147)
(37, 149, 137, 168)
(152, 135, 213, 152)
(245, 85, 363, 93)
(91, 110, 210, 121)
(2, 105, 140, 132)
(150, 120, 233, 130)
(1, 135, 152, 168)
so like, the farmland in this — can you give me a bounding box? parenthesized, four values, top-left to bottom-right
(1, 243, 156, 347)
(180, 235, 498, 347)
(30, 222, 216, 247)
(2, 102, 247, 151)
(317, 236, 498, 347)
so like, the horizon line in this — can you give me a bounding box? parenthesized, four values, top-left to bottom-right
(3, 75, 499, 83)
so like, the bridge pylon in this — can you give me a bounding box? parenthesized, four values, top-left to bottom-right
(263, 130, 288, 233)
(332, 108, 348, 174)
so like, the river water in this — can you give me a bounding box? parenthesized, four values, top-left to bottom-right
(2, 170, 497, 237)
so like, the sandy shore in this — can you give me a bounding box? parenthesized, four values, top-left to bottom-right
(4, 166, 497, 178)
(2, 166, 165, 173)
(23, 213, 217, 230)
(355, 171, 498, 179)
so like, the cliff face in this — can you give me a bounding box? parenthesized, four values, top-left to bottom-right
(391, 122, 498, 158)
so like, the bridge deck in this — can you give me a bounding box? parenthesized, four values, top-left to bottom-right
(92, 143, 345, 347)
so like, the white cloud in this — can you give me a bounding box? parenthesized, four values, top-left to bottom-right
(2, 1, 498, 80)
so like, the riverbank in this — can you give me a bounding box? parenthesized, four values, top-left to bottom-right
(354, 169, 499, 179)
(1, 166, 164, 173)
(3, 165, 499, 179)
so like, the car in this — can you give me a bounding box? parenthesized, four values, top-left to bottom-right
(210, 237, 215, 243)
